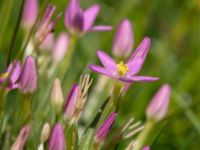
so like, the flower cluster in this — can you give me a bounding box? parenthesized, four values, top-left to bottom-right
(0, 0, 173, 149)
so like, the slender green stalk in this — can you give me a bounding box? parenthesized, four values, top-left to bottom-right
(97, 81, 122, 127)
(0, 0, 14, 48)
(173, 91, 200, 134)
(65, 122, 78, 150)
(61, 35, 78, 85)
(6, 0, 26, 66)
(21, 94, 32, 124)
(0, 90, 7, 135)
(135, 120, 155, 150)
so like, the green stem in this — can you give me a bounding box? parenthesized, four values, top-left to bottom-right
(0, 0, 13, 48)
(65, 122, 78, 150)
(21, 94, 32, 124)
(97, 81, 122, 127)
(61, 35, 78, 84)
(135, 120, 155, 150)
(6, 0, 26, 66)
(0, 90, 7, 135)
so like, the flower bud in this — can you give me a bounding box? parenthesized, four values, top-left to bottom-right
(52, 32, 69, 62)
(39, 33, 54, 51)
(35, 4, 61, 46)
(112, 19, 134, 58)
(22, 0, 38, 29)
(95, 112, 117, 143)
(49, 124, 66, 150)
(63, 84, 79, 120)
(143, 146, 150, 150)
(146, 84, 171, 121)
(11, 125, 30, 150)
(0, 60, 21, 90)
(19, 56, 37, 94)
(51, 78, 64, 115)
(40, 123, 51, 143)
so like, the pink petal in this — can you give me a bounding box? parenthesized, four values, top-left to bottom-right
(97, 51, 116, 73)
(83, 4, 100, 31)
(65, 0, 81, 28)
(130, 76, 159, 82)
(127, 37, 151, 74)
(118, 77, 134, 83)
(126, 58, 143, 76)
(89, 64, 114, 78)
(91, 25, 112, 32)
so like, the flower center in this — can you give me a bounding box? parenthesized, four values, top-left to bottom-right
(116, 61, 128, 76)
(0, 73, 9, 79)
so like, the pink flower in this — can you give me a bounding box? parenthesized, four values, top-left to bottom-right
(63, 84, 79, 120)
(143, 146, 150, 150)
(19, 56, 37, 94)
(52, 32, 69, 62)
(49, 124, 66, 150)
(95, 112, 117, 143)
(89, 37, 159, 83)
(146, 84, 171, 121)
(0, 60, 21, 90)
(65, 0, 112, 36)
(22, 0, 38, 29)
(11, 125, 30, 150)
(112, 19, 134, 58)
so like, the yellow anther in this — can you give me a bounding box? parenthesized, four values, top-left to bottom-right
(117, 61, 128, 76)
(0, 73, 9, 79)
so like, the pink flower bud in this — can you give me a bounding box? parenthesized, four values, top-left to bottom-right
(22, 0, 38, 29)
(35, 4, 61, 46)
(19, 56, 37, 94)
(0, 60, 21, 90)
(52, 33, 69, 62)
(63, 84, 79, 120)
(112, 19, 134, 58)
(39, 33, 55, 51)
(146, 84, 171, 121)
(143, 146, 150, 150)
(51, 78, 64, 114)
(95, 112, 117, 143)
(11, 125, 30, 150)
(49, 124, 66, 150)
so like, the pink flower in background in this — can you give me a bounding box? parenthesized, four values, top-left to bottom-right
(0, 60, 21, 90)
(11, 125, 30, 150)
(65, 0, 112, 35)
(39, 33, 55, 51)
(143, 146, 150, 150)
(19, 56, 37, 94)
(52, 32, 69, 62)
(49, 124, 66, 150)
(112, 19, 134, 58)
(146, 84, 171, 121)
(89, 37, 159, 83)
(22, 0, 38, 29)
(35, 4, 61, 46)
(95, 112, 117, 143)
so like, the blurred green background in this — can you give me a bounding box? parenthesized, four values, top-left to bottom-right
(0, 0, 200, 149)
